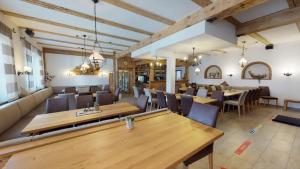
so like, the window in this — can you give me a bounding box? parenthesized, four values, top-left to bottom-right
(176, 70, 182, 80)
(0, 21, 18, 104)
(24, 41, 44, 92)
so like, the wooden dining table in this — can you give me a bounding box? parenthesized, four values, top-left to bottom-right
(21, 102, 140, 135)
(175, 94, 217, 104)
(2, 110, 224, 169)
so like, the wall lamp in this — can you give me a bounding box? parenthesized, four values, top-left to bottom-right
(228, 74, 233, 77)
(17, 66, 32, 76)
(283, 72, 293, 77)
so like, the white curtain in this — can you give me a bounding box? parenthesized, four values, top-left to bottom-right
(0, 24, 18, 104)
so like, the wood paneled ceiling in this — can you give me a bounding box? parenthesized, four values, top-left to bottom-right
(0, 0, 299, 57)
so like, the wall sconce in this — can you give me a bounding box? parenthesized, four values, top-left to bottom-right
(228, 74, 233, 77)
(17, 66, 32, 76)
(283, 72, 292, 77)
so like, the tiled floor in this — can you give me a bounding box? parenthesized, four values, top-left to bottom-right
(184, 106, 300, 169)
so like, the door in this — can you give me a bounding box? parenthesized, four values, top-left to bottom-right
(118, 70, 130, 93)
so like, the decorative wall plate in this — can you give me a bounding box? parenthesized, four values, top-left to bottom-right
(204, 65, 222, 79)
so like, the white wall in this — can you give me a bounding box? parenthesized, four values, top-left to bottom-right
(189, 40, 300, 108)
(45, 53, 113, 86)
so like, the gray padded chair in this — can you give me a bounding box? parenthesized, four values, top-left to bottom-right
(183, 102, 220, 169)
(180, 94, 193, 116)
(75, 95, 94, 109)
(166, 93, 180, 113)
(58, 93, 76, 110)
(196, 88, 208, 97)
(64, 87, 76, 94)
(136, 95, 149, 113)
(157, 91, 167, 109)
(96, 92, 113, 106)
(46, 97, 69, 113)
(223, 91, 248, 118)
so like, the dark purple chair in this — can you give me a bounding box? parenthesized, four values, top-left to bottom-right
(156, 91, 167, 108)
(113, 88, 121, 102)
(180, 94, 193, 116)
(185, 87, 195, 96)
(211, 91, 224, 113)
(136, 95, 149, 113)
(183, 102, 219, 169)
(46, 97, 69, 113)
(75, 95, 94, 109)
(166, 93, 180, 113)
(58, 93, 76, 110)
(103, 84, 110, 92)
(64, 87, 76, 94)
(96, 91, 113, 106)
(78, 92, 93, 96)
(259, 86, 278, 106)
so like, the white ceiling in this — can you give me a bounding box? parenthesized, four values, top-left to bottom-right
(0, 0, 299, 57)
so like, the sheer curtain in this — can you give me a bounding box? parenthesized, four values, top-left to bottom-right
(0, 21, 18, 104)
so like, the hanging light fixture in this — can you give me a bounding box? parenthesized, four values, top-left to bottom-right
(191, 47, 201, 66)
(89, 0, 105, 67)
(239, 41, 248, 68)
(195, 67, 200, 73)
(81, 35, 90, 72)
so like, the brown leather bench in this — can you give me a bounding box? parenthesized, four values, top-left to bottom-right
(284, 99, 300, 110)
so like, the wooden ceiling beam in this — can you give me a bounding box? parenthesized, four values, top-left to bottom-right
(21, 0, 153, 36)
(1, 10, 140, 42)
(237, 6, 300, 36)
(19, 27, 130, 48)
(116, 0, 269, 57)
(192, 0, 212, 7)
(35, 37, 123, 51)
(43, 48, 113, 58)
(102, 0, 175, 25)
(40, 44, 114, 55)
(286, 0, 300, 32)
(226, 16, 272, 45)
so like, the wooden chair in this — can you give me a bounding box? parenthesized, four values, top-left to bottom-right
(259, 86, 278, 107)
(223, 91, 248, 118)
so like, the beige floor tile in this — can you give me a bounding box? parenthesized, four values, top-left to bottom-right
(222, 155, 254, 169)
(286, 157, 300, 169)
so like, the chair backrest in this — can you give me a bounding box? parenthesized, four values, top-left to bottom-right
(238, 91, 248, 105)
(185, 87, 195, 96)
(96, 92, 113, 106)
(188, 102, 219, 127)
(245, 90, 253, 103)
(58, 93, 76, 110)
(90, 86, 101, 93)
(175, 85, 180, 94)
(64, 87, 76, 94)
(166, 93, 179, 113)
(196, 88, 208, 97)
(132, 86, 140, 98)
(157, 91, 167, 108)
(136, 95, 149, 113)
(210, 85, 217, 91)
(77, 87, 90, 93)
(75, 95, 94, 109)
(180, 94, 193, 116)
(211, 91, 224, 102)
(114, 88, 120, 98)
(99, 85, 103, 91)
(144, 88, 152, 103)
(46, 97, 69, 113)
(103, 84, 110, 92)
(259, 86, 270, 96)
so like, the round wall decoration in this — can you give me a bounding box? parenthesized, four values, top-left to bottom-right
(241, 61, 272, 81)
(204, 65, 222, 79)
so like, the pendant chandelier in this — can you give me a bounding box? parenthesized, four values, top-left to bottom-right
(80, 35, 90, 73)
(239, 41, 248, 68)
(89, 0, 105, 67)
(150, 56, 162, 67)
(191, 47, 202, 67)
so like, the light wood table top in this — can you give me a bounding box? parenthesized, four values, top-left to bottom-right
(223, 90, 243, 97)
(4, 111, 223, 169)
(21, 102, 140, 135)
(176, 94, 217, 104)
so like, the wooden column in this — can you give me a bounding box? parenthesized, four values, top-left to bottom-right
(113, 52, 118, 91)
